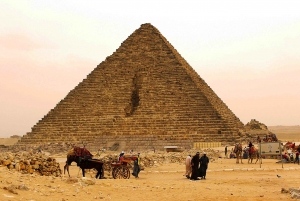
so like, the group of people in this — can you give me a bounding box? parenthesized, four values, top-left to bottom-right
(283, 148, 299, 164)
(184, 152, 209, 180)
(257, 134, 278, 143)
(224, 142, 255, 159)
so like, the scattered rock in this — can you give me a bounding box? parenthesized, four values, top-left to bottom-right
(281, 188, 289, 193)
(66, 177, 78, 184)
(80, 177, 95, 185)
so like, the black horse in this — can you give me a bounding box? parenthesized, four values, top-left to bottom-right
(64, 154, 104, 179)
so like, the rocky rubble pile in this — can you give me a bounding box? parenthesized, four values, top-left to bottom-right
(0, 152, 62, 177)
(281, 187, 300, 199)
(289, 188, 300, 199)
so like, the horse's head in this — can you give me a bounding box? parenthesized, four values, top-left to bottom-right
(66, 154, 78, 165)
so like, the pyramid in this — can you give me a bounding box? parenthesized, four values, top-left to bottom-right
(18, 23, 244, 151)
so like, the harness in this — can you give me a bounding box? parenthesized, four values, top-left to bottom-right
(72, 147, 93, 166)
(73, 147, 93, 157)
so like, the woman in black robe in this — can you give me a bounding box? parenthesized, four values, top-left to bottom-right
(198, 152, 209, 179)
(190, 152, 200, 180)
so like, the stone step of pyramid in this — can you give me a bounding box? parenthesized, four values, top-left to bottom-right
(17, 23, 245, 150)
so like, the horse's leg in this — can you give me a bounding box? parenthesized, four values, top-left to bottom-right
(82, 168, 85, 177)
(255, 153, 259, 164)
(64, 164, 67, 175)
(64, 163, 70, 177)
(240, 152, 243, 164)
(236, 154, 239, 164)
(100, 165, 104, 179)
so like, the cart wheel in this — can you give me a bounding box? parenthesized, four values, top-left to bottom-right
(114, 166, 124, 179)
(122, 167, 130, 179)
(112, 167, 118, 179)
(113, 166, 130, 179)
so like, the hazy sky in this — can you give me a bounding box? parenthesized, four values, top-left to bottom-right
(1, 0, 299, 138)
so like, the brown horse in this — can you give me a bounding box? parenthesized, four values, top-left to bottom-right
(234, 143, 243, 164)
(64, 147, 104, 179)
(64, 154, 104, 179)
(247, 147, 260, 164)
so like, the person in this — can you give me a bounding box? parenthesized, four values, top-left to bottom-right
(287, 148, 292, 155)
(283, 153, 290, 162)
(248, 141, 253, 148)
(132, 153, 141, 178)
(119, 151, 125, 162)
(272, 133, 277, 141)
(198, 152, 209, 180)
(294, 151, 299, 165)
(190, 152, 200, 180)
(243, 147, 248, 159)
(184, 155, 192, 179)
(230, 152, 235, 158)
(257, 136, 261, 143)
(225, 146, 228, 159)
(290, 152, 294, 162)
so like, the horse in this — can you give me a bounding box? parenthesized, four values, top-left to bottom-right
(64, 147, 104, 179)
(233, 143, 243, 164)
(247, 147, 260, 164)
(64, 154, 104, 179)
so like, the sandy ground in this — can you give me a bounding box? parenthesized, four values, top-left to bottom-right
(1, 155, 299, 201)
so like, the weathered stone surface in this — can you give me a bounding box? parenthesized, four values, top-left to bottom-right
(16, 23, 245, 151)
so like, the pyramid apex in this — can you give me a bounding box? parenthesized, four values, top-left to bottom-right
(140, 23, 154, 27)
(139, 23, 157, 30)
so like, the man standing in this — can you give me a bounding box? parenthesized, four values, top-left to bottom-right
(225, 146, 228, 159)
(190, 152, 200, 180)
(132, 153, 141, 178)
(119, 151, 125, 162)
(294, 151, 299, 165)
(199, 152, 209, 180)
(184, 155, 192, 179)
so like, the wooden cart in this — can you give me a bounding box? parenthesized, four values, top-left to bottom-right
(111, 155, 138, 179)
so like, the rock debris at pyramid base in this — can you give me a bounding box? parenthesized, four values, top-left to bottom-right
(17, 23, 245, 151)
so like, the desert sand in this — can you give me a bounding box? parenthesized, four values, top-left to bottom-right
(0, 152, 299, 201)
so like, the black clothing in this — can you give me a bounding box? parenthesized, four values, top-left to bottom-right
(132, 158, 140, 178)
(190, 154, 200, 180)
(198, 155, 209, 179)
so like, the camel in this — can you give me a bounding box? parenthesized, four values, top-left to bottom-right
(233, 143, 243, 164)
